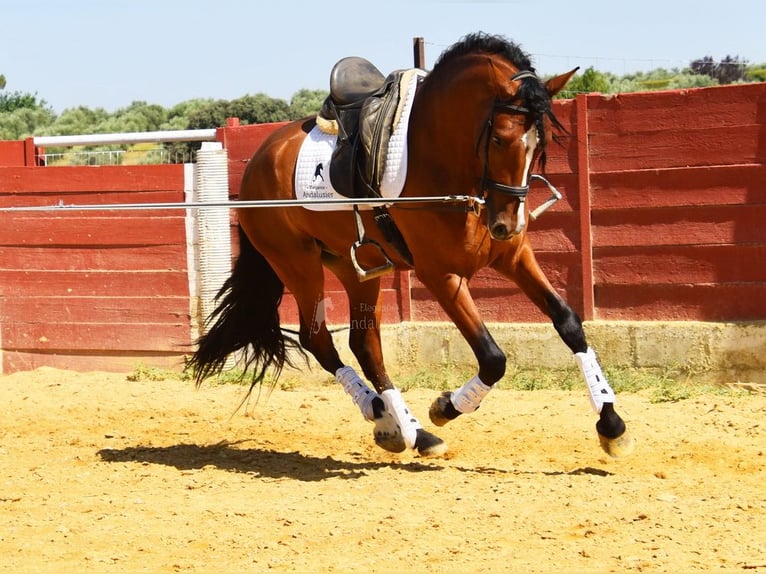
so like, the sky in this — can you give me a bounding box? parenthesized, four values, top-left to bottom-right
(2, 0, 765, 114)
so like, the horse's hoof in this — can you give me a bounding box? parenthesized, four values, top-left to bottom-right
(598, 430, 635, 458)
(414, 428, 448, 457)
(429, 391, 461, 427)
(373, 410, 407, 453)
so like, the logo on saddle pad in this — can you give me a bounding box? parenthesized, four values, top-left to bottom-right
(313, 163, 325, 182)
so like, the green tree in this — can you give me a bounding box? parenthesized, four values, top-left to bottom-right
(94, 101, 168, 133)
(187, 93, 294, 130)
(690, 55, 748, 84)
(0, 76, 55, 136)
(228, 93, 292, 124)
(163, 99, 214, 130)
(186, 99, 230, 130)
(0, 106, 55, 139)
(746, 64, 766, 82)
(289, 89, 329, 118)
(39, 106, 109, 136)
(612, 68, 716, 93)
(555, 67, 611, 98)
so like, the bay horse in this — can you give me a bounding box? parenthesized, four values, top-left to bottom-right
(191, 32, 634, 458)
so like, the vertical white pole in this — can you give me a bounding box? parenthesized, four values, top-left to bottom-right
(193, 142, 232, 334)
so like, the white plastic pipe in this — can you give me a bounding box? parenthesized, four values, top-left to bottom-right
(193, 142, 232, 334)
(33, 129, 217, 147)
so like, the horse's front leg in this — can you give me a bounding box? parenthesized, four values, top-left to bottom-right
(417, 271, 509, 424)
(496, 244, 635, 458)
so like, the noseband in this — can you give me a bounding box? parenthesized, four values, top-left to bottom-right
(477, 69, 539, 235)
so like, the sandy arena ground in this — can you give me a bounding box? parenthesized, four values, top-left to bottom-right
(1, 367, 764, 573)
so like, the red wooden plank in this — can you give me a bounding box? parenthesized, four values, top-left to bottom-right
(594, 244, 766, 285)
(0, 164, 184, 193)
(526, 173, 580, 213)
(1, 321, 191, 352)
(2, 296, 190, 324)
(0, 188, 185, 210)
(458, 253, 582, 292)
(0, 215, 187, 247)
(0, 270, 190, 297)
(220, 122, 287, 195)
(540, 135, 579, 175)
(595, 283, 766, 321)
(411, 287, 551, 322)
(3, 350, 187, 373)
(592, 204, 766, 247)
(589, 125, 763, 172)
(0, 141, 27, 167)
(587, 83, 766, 134)
(408, 256, 583, 323)
(526, 224, 580, 253)
(275, 288, 403, 327)
(592, 164, 766, 209)
(0, 245, 187, 271)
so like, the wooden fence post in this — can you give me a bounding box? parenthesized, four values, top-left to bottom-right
(575, 93, 595, 320)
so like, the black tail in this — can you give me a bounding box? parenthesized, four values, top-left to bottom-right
(190, 227, 302, 387)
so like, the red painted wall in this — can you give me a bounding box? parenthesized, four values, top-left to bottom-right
(0, 165, 189, 371)
(0, 82, 764, 372)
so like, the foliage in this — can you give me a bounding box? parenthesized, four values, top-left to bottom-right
(187, 93, 294, 130)
(690, 54, 748, 84)
(498, 365, 749, 403)
(289, 89, 329, 118)
(745, 64, 766, 82)
(0, 90, 43, 113)
(554, 66, 718, 99)
(558, 67, 611, 97)
(0, 106, 56, 140)
(37, 105, 109, 136)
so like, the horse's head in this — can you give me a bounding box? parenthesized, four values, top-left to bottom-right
(479, 66, 576, 240)
(412, 33, 577, 241)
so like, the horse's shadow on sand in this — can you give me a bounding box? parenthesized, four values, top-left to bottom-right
(97, 441, 441, 482)
(97, 441, 614, 482)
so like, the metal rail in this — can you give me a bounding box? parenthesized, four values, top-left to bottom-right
(0, 195, 485, 213)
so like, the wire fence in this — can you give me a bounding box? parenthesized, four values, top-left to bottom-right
(38, 144, 197, 166)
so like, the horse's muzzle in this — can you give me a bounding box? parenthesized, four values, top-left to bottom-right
(488, 197, 526, 240)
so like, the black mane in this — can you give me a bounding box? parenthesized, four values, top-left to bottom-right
(433, 31, 536, 74)
(431, 32, 561, 169)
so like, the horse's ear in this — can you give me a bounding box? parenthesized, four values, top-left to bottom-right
(545, 67, 580, 97)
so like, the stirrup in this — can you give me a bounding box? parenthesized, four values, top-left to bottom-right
(351, 205, 395, 281)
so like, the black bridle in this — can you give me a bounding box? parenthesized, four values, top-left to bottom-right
(477, 69, 540, 202)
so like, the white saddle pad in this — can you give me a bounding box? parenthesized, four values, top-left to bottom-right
(294, 68, 425, 211)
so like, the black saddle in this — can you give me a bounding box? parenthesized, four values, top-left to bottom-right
(318, 57, 413, 199)
(328, 56, 387, 105)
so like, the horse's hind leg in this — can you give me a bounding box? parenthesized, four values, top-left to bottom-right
(495, 245, 635, 458)
(324, 254, 447, 456)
